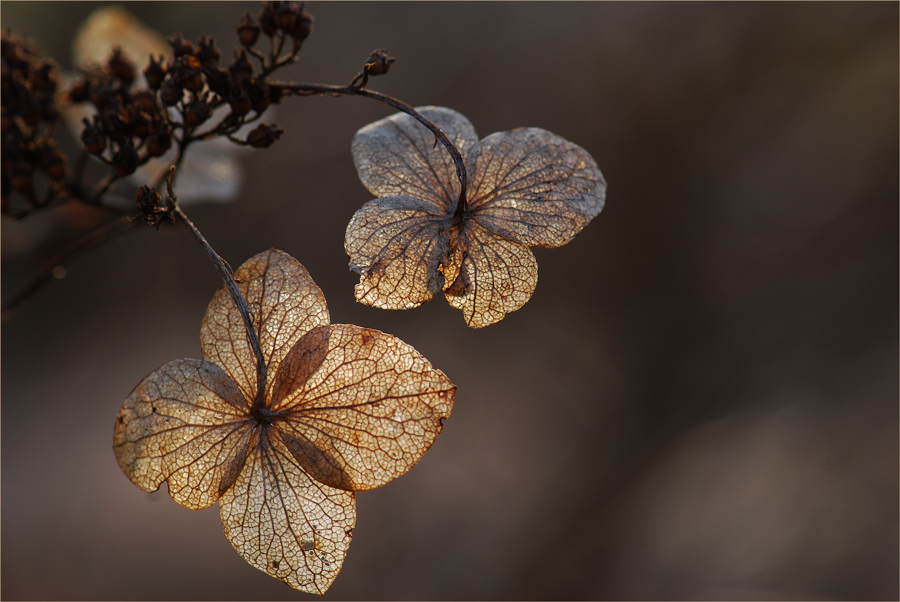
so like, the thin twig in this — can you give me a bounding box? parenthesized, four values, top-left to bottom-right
(270, 80, 469, 215)
(171, 194, 268, 415)
(1, 214, 140, 318)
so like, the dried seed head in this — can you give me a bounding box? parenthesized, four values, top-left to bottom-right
(258, 3, 278, 36)
(365, 49, 395, 77)
(273, 2, 298, 32)
(290, 5, 314, 43)
(67, 77, 91, 103)
(80, 116, 107, 155)
(185, 97, 211, 127)
(248, 80, 270, 114)
(247, 123, 284, 148)
(196, 35, 220, 68)
(237, 13, 260, 48)
(228, 88, 252, 117)
(31, 59, 57, 93)
(107, 47, 136, 86)
(112, 142, 139, 176)
(159, 79, 182, 106)
(173, 55, 204, 93)
(143, 55, 167, 90)
(146, 129, 171, 157)
(134, 184, 175, 228)
(228, 50, 253, 84)
(168, 33, 194, 58)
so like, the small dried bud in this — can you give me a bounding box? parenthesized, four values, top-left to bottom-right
(80, 117, 107, 155)
(248, 80, 270, 114)
(135, 184, 174, 228)
(258, 3, 278, 36)
(184, 96, 211, 127)
(174, 55, 204, 93)
(112, 142, 139, 176)
(290, 6, 314, 42)
(159, 80, 182, 106)
(135, 184, 161, 212)
(365, 49, 395, 77)
(146, 129, 172, 157)
(237, 13, 260, 48)
(128, 109, 152, 138)
(247, 123, 284, 148)
(196, 36, 220, 68)
(108, 47, 136, 86)
(143, 55, 167, 90)
(205, 68, 234, 98)
(228, 50, 253, 84)
(131, 90, 159, 116)
(67, 77, 91, 103)
(273, 2, 298, 32)
(103, 106, 132, 141)
(228, 89, 252, 117)
(31, 59, 57, 93)
(169, 34, 194, 58)
(88, 76, 117, 111)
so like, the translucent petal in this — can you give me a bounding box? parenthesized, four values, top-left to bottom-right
(467, 128, 606, 247)
(72, 5, 171, 70)
(200, 249, 330, 404)
(219, 429, 355, 594)
(351, 106, 478, 212)
(443, 221, 538, 328)
(274, 324, 455, 491)
(344, 195, 453, 309)
(113, 359, 253, 510)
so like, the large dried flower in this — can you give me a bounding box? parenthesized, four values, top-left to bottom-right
(345, 106, 606, 327)
(113, 249, 454, 593)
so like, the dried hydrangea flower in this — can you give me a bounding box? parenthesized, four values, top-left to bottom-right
(113, 249, 454, 594)
(345, 106, 606, 327)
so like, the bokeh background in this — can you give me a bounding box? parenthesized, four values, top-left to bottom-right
(2, 2, 897, 599)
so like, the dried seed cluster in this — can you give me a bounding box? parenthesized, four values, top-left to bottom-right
(1, 32, 66, 217)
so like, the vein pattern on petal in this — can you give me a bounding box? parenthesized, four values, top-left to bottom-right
(219, 429, 355, 595)
(113, 358, 252, 510)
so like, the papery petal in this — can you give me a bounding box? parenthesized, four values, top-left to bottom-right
(468, 128, 606, 247)
(73, 5, 171, 70)
(200, 249, 330, 404)
(345, 195, 453, 309)
(352, 106, 478, 212)
(219, 429, 355, 594)
(274, 324, 455, 491)
(113, 359, 253, 510)
(443, 221, 538, 328)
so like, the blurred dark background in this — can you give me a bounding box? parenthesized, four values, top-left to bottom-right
(2, 2, 897, 599)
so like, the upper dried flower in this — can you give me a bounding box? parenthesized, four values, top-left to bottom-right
(345, 106, 606, 327)
(113, 249, 454, 593)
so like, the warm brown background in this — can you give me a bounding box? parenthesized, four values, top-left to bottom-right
(2, 2, 897, 600)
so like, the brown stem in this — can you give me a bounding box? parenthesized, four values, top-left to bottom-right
(1, 215, 140, 319)
(270, 80, 469, 216)
(172, 204, 268, 415)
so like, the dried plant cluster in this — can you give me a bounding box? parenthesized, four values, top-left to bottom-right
(2, 1, 606, 594)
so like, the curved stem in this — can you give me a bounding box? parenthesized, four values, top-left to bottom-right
(270, 80, 469, 215)
(172, 205, 268, 415)
(1, 214, 140, 319)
